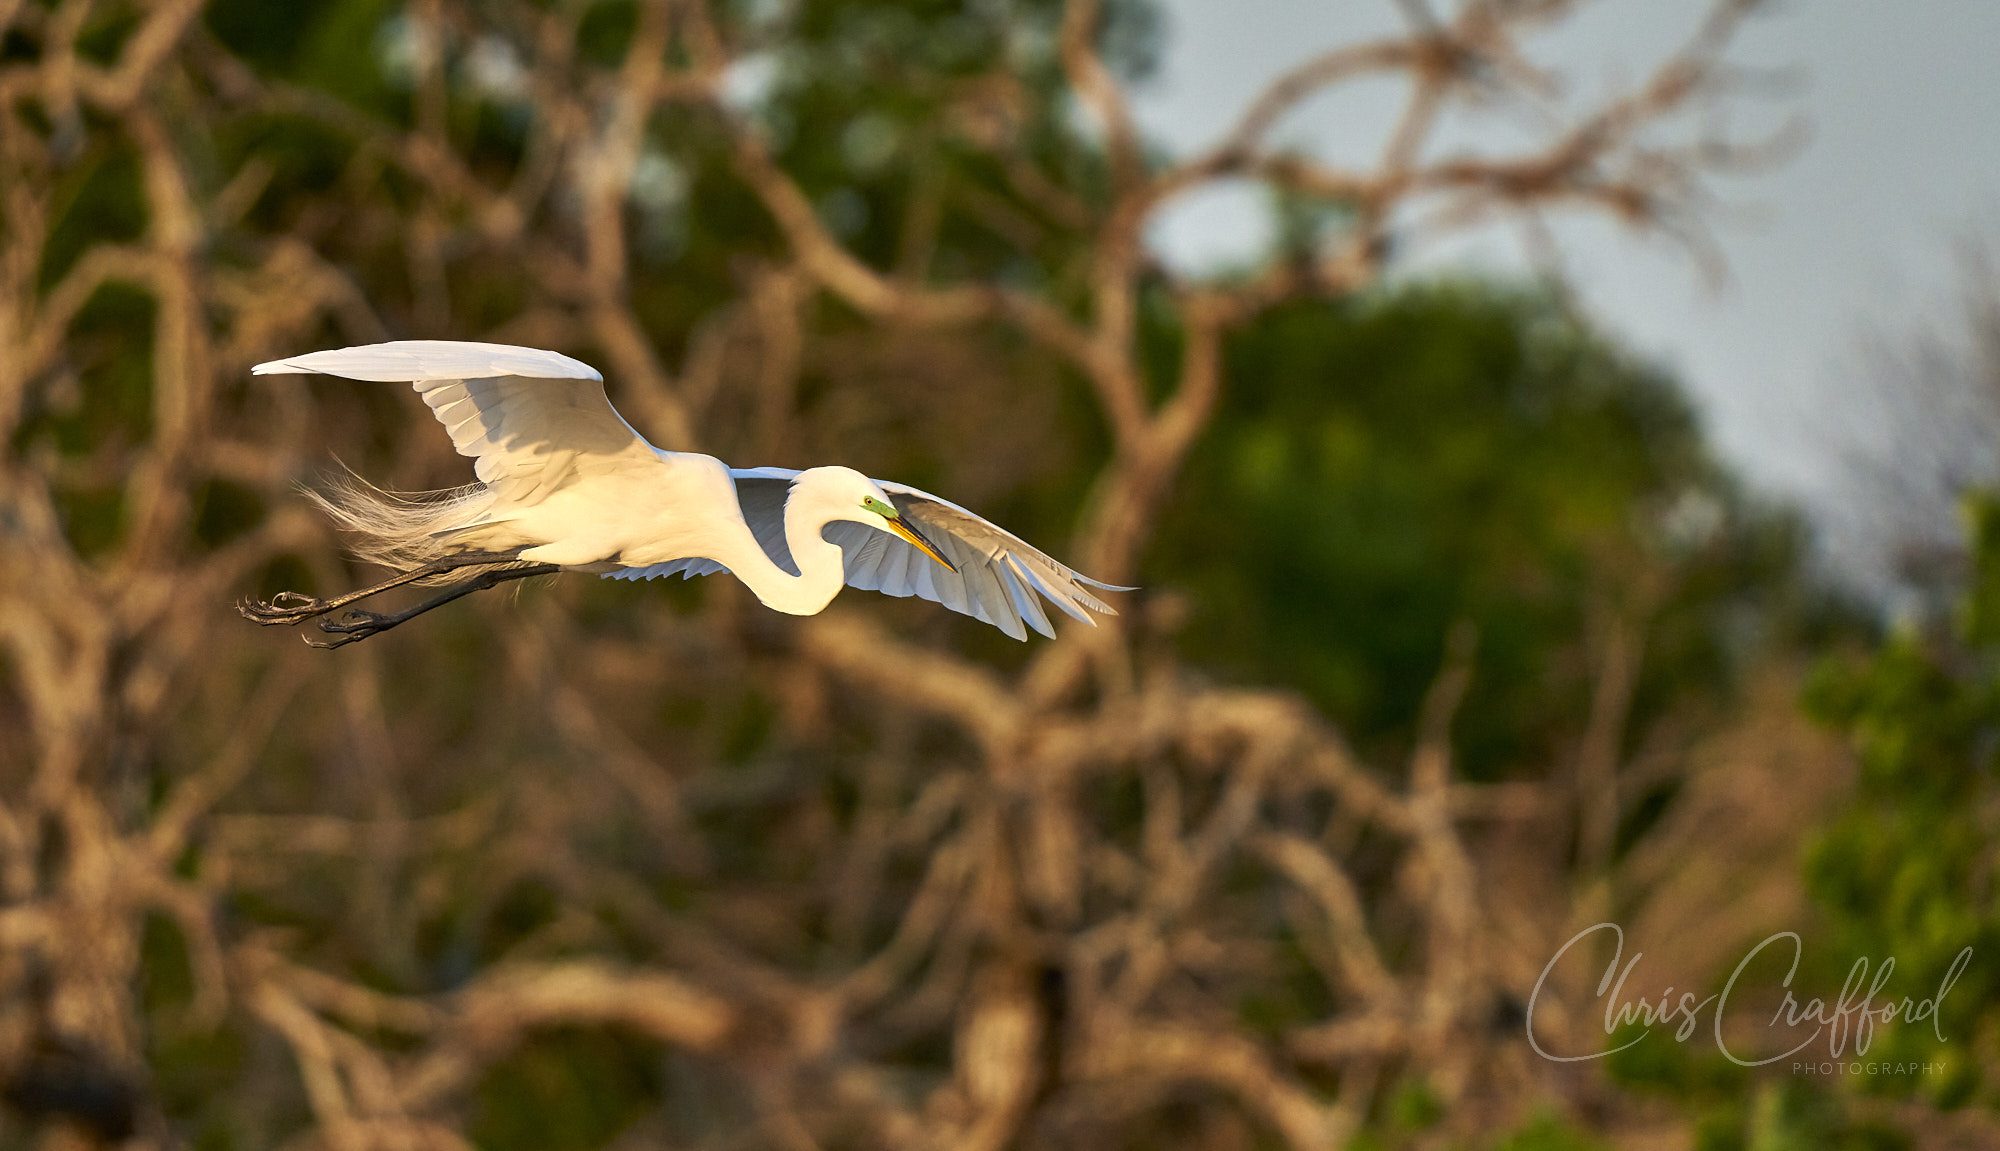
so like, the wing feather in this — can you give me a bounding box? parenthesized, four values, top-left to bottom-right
(606, 558, 731, 581)
(725, 469, 1129, 640)
(878, 531, 915, 599)
(850, 532, 893, 593)
(253, 340, 651, 499)
(1003, 557, 1058, 638)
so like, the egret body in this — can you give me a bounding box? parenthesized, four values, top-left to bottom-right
(240, 341, 1125, 647)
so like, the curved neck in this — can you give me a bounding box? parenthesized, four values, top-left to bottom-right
(728, 492, 848, 616)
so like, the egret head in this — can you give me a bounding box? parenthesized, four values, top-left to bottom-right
(797, 466, 958, 573)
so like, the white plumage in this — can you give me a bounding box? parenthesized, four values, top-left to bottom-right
(245, 340, 1126, 645)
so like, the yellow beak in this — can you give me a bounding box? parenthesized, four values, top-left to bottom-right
(887, 517, 958, 573)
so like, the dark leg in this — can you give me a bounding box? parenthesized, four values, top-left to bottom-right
(237, 551, 521, 626)
(304, 563, 562, 650)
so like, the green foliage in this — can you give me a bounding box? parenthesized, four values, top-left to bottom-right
(470, 1029, 662, 1151)
(1604, 1029, 1915, 1151)
(1693, 1080, 1909, 1151)
(1801, 494, 2000, 1109)
(1490, 1111, 1612, 1151)
(1386, 1077, 1445, 1131)
(751, 0, 1134, 294)
(1605, 1020, 1748, 1099)
(1155, 283, 1820, 780)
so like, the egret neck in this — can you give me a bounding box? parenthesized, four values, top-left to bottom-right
(720, 470, 854, 617)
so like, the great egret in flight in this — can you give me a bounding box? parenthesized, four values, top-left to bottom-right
(239, 341, 1126, 648)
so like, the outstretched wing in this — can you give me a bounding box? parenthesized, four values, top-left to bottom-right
(730, 468, 1129, 641)
(251, 341, 654, 500)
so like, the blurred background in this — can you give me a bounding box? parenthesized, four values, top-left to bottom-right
(1, 1, 1996, 1148)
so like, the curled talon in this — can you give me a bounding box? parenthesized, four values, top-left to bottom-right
(237, 590, 337, 626)
(303, 608, 393, 650)
(317, 609, 383, 635)
(239, 595, 305, 625)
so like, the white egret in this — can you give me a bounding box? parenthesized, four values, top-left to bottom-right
(239, 341, 1126, 648)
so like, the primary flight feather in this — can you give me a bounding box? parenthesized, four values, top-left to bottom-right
(240, 341, 1127, 648)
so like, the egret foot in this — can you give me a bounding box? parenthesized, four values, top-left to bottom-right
(297, 563, 562, 651)
(238, 591, 334, 626)
(236, 552, 525, 629)
(305, 608, 394, 650)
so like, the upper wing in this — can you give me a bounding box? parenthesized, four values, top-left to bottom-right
(730, 468, 1129, 641)
(251, 340, 653, 500)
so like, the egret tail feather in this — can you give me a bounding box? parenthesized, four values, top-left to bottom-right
(302, 465, 506, 572)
